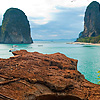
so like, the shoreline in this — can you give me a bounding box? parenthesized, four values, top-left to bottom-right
(67, 42, 100, 46)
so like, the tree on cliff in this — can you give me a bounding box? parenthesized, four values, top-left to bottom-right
(76, 1, 100, 43)
(0, 8, 33, 44)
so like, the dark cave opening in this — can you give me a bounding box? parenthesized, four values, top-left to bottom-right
(36, 94, 82, 100)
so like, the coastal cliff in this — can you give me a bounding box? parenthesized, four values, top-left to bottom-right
(0, 50, 100, 99)
(0, 8, 33, 44)
(76, 1, 100, 43)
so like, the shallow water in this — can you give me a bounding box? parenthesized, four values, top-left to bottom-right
(0, 41, 100, 84)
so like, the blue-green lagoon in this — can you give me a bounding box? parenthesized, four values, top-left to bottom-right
(0, 41, 100, 84)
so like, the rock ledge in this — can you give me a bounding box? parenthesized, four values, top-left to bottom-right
(0, 50, 100, 100)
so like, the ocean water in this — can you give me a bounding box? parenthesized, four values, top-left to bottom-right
(0, 41, 100, 84)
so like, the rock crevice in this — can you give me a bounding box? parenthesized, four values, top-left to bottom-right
(0, 50, 100, 99)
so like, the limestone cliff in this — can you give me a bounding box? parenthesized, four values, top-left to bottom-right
(76, 1, 100, 43)
(0, 8, 33, 44)
(0, 50, 100, 99)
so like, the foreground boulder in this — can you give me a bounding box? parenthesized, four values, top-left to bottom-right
(0, 50, 100, 100)
(76, 1, 100, 43)
(0, 8, 33, 44)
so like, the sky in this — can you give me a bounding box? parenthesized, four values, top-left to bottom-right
(0, 0, 100, 40)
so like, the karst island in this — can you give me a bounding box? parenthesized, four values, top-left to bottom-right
(0, 8, 33, 44)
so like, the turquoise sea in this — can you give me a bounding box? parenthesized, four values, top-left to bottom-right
(0, 41, 100, 84)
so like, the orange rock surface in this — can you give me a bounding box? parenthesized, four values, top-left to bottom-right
(0, 50, 100, 100)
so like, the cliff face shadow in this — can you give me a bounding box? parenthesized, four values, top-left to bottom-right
(36, 95, 82, 100)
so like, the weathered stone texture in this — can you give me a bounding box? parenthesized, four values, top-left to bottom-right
(0, 50, 100, 100)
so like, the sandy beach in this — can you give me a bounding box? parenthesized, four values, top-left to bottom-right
(67, 42, 100, 46)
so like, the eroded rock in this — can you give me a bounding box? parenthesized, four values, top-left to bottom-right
(0, 50, 100, 100)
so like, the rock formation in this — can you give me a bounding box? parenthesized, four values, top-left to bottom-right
(0, 50, 100, 99)
(0, 8, 33, 44)
(76, 1, 100, 43)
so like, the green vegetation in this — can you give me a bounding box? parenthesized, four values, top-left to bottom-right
(0, 8, 33, 43)
(2, 18, 9, 33)
(77, 35, 100, 43)
(97, 71, 100, 84)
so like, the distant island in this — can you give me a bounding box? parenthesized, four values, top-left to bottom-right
(0, 8, 33, 44)
(76, 1, 100, 43)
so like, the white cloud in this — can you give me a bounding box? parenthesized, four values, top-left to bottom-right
(31, 19, 48, 25)
(82, 21, 84, 25)
(79, 14, 84, 17)
(34, 35, 43, 37)
(0, 0, 62, 25)
(0, 0, 100, 25)
(50, 35, 58, 37)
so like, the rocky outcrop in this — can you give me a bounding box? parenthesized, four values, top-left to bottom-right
(76, 1, 100, 43)
(0, 50, 100, 99)
(0, 8, 33, 44)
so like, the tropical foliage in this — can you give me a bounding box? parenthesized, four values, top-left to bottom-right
(97, 71, 100, 84)
(77, 35, 100, 43)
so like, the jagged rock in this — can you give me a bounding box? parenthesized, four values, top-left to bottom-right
(0, 8, 33, 44)
(77, 1, 100, 43)
(0, 50, 100, 100)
